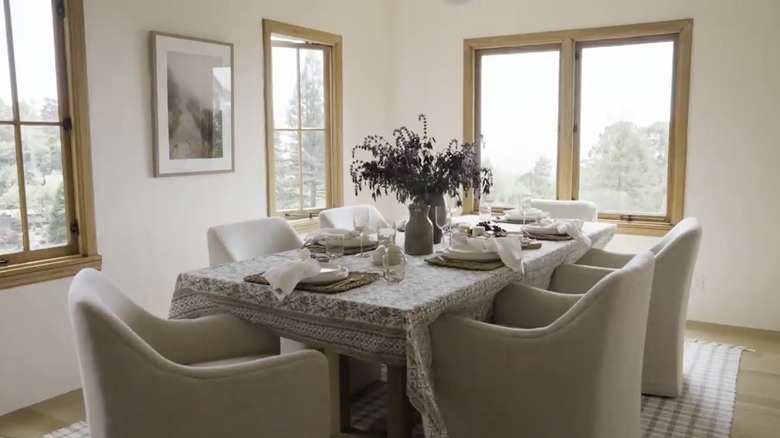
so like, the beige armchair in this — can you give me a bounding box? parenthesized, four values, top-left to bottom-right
(318, 204, 390, 230)
(69, 268, 329, 438)
(575, 217, 702, 397)
(530, 199, 598, 221)
(431, 252, 655, 438)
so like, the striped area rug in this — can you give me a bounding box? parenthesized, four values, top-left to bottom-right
(42, 340, 744, 438)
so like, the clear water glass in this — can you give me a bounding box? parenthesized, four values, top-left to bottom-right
(353, 207, 370, 257)
(377, 226, 396, 246)
(383, 253, 406, 283)
(521, 195, 532, 223)
(435, 206, 450, 252)
(479, 202, 492, 222)
(325, 234, 344, 260)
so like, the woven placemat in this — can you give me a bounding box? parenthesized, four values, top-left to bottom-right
(305, 242, 379, 256)
(244, 271, 382, 294)
(424, 255, 505, 271)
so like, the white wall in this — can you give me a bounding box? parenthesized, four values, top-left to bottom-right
(0, 0, 392, 415)
(389, 0, 780, 331)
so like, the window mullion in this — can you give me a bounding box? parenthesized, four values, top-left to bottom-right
(3, 0, 30, 253)
(557, 38, 576, 201)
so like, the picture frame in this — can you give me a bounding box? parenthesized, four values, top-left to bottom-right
(150, 31, 234, 176)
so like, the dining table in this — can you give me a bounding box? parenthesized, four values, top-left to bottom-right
(168, 216, 616, 438)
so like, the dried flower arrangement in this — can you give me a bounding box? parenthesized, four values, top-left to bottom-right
(349, 115, 493, 206)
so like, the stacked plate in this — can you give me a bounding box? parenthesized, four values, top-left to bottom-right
(500, 208, 547, 223)
(300, 263, 350, 284)
(441, 246, 501, 262)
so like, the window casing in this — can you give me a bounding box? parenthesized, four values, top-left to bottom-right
(263, 20, 343, 222)
(464, 20, 693, 236)
(0, 0, 98, 289)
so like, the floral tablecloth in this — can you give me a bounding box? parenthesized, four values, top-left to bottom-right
(169, 221, 616, 437)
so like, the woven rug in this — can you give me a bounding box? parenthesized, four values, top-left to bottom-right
(40, 340, 744, 438)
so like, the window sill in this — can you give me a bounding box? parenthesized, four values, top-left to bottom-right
(289, 217, 320, 235)
(600, 219, 672, 237)
(0, 254, 102, 291)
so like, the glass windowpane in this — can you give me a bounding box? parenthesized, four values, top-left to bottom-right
(299, 49, 324, 129)
(480, 49, 560, 206)
(274, 130, 300, 211)
(11, 0, 60, 122)
(578, 41, 674, 215)
(301, 130, 326, 209)
(0, 125, 22, 254)
(0, 4, 11, 121)
(21, 125, 66, 249)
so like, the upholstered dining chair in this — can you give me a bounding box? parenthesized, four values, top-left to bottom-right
(206, 216, 380, 394)
(574, 217, 703, 397)
(431, 252, 655, 438)
(207, 217, 303, 266)
(319, 204, 390, 230)
(530, 199, 598, 221)
(69, 268, 329, 438)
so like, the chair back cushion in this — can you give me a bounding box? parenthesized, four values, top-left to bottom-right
(318, 204, 390, 230)
(530, 199, 598, 221)
(207, 217, 303, 266)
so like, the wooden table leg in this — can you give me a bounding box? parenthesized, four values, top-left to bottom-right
(387, 364, 413, 438)
(327, 351, 352, 435)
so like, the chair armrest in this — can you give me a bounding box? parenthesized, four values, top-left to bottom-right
(494, 283, 582, 329)
(549, 264, 615, 295)
(575, 248, 634, 269)
(149, 313, 280, 365)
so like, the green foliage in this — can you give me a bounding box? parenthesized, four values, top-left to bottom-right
(46, 183, 67, 245)
(581, 121, 668, 213)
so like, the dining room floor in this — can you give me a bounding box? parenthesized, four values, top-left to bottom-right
(0, 321, 778, 438)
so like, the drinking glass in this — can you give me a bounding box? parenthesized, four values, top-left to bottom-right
(377, 225, 396, 246)
(435, 206, 450, 252)
(353, 207, 370, 257)
(521, 195, 532, 224)
(325, 234, 344, 261)
(383, 252, 406, 283)
(479, 202, 492, 222)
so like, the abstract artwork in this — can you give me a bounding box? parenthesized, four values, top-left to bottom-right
(151, 32, 234, 176)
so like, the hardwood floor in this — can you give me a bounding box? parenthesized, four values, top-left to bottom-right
(1, 322, 779, 438)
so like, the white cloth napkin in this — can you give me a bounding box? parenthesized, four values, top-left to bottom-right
(263, 249, 321, 300)
(456, 236, 524, 273)
(526, 219, 591, 246)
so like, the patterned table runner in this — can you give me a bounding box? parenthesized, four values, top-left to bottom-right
(169, 220, 616, 437)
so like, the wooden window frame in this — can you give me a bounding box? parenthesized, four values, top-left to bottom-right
(0, 0, 99, 290)
(463, 19, 693, 236)
(262, 19, 343, 232)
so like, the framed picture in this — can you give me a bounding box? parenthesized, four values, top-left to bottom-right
(150, 32, 234, 176)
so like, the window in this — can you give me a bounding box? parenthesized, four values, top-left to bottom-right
(263, 20, 343, 221)
(465, 20, 692, 235)
(0, 0, 98, 287)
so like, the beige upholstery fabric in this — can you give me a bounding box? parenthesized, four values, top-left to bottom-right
(530, 199, 599, 221)
(69, 269, 329, 438)
(207, 217, 303, 267)
(575, 217, 703, 397)
(431, 252, 655, 438)
(318, 204, 390, 230)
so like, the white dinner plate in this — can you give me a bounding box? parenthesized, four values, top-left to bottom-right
(442, 247, 501, 262)
(300, 263, 350, 284)
(504, 209, 546, 221)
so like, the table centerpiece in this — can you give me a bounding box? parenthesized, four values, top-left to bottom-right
(349, 114, 493, 255)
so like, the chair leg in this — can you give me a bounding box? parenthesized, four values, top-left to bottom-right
(387, 364, 413, 438)
(327, 351, 352, 434)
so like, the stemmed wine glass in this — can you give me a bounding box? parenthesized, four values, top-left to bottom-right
(521, 195, 532, 224)
(353, 207, 370, 258)
(435, 206, 450, 252)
